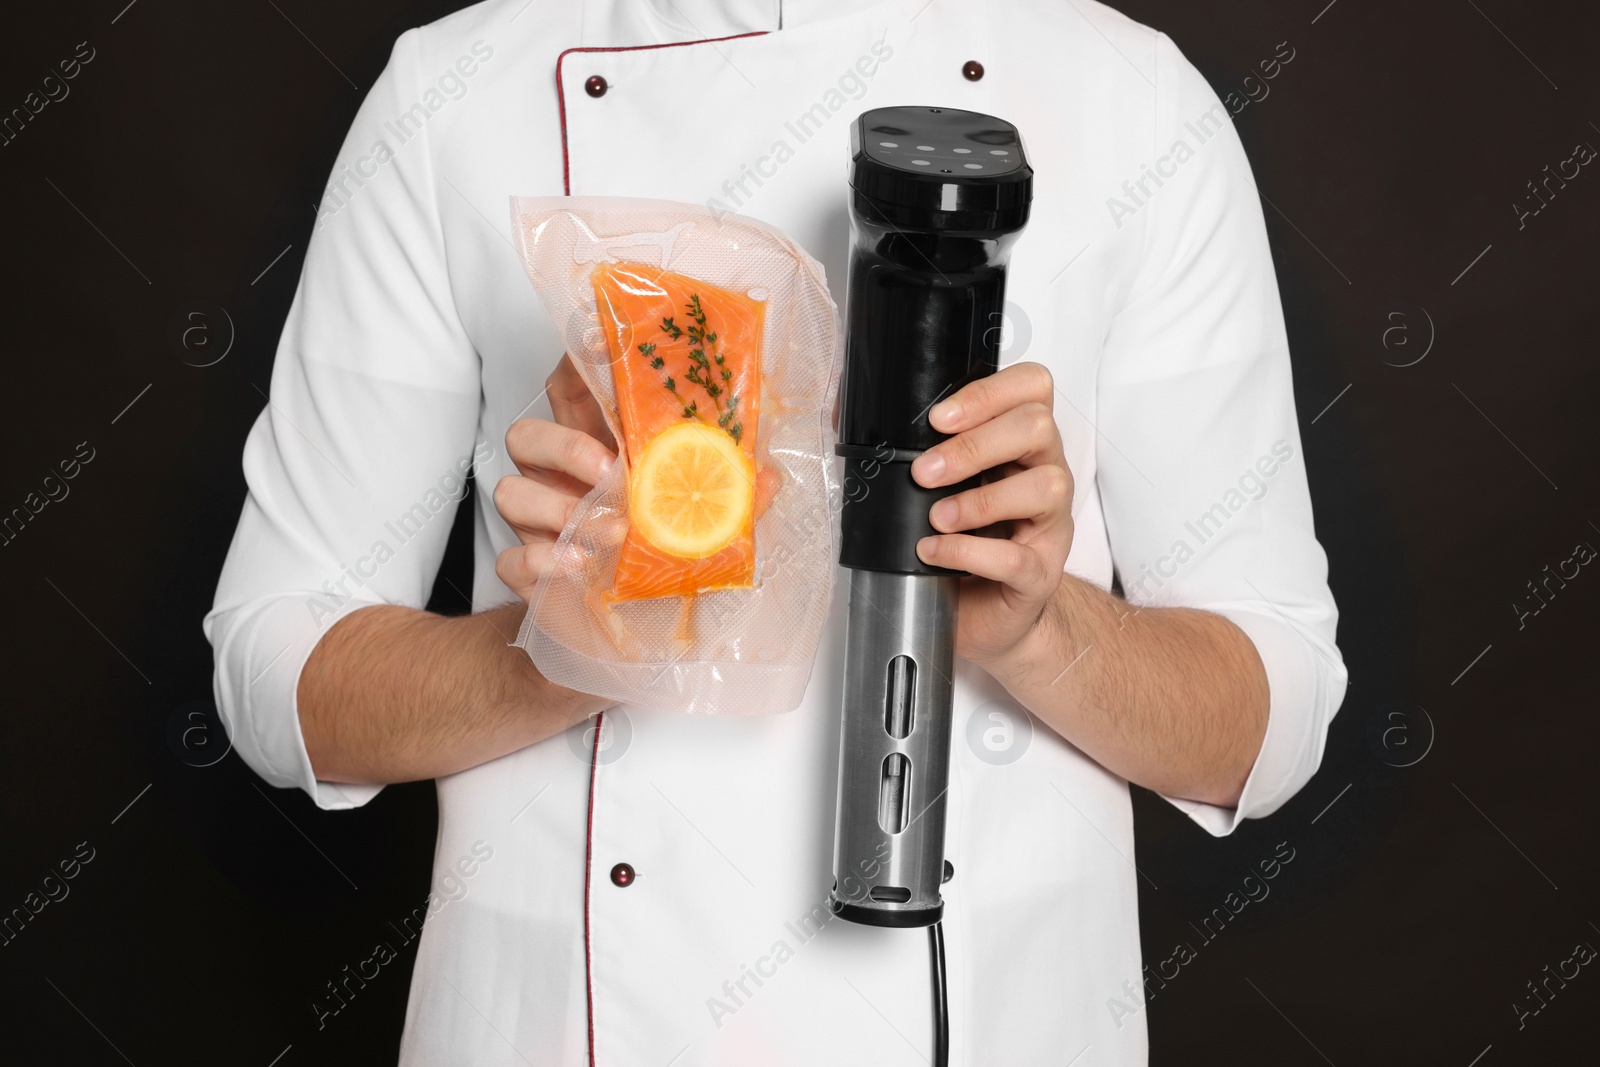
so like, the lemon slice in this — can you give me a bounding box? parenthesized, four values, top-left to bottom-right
(629, 422, 754, 559)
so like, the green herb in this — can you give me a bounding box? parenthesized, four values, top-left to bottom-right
(639, 296, 744, 442)
(637, 341, 696, 417)
(680, 294, 744, 442)
(717, 394, 743, 442)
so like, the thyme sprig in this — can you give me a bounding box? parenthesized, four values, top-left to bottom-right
(686, 294, 744, 442)
(635, 341, 699, 420)
(637, 295, 744, 442)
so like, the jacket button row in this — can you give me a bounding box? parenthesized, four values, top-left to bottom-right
(585, 74, 608, 98)
(610, 862, 635, 887)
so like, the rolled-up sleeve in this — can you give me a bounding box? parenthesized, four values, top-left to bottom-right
(204, 29, 482, 810)
(1095, 34, 1348, 835)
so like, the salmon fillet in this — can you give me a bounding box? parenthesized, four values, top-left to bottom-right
(592, 262, 766, 602)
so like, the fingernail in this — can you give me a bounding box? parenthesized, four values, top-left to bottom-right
(598, 453, 615, 476)
(930, 498, 958, 530)
(931, 400, 961, 427)
(915, 451, 946, 483)
(917, 536, 938, 561)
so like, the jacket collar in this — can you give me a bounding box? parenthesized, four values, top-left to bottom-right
(640, 0, 783, 38)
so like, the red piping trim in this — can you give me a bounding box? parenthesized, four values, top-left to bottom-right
(555, 31, 771, 196)
(582, 709, 603, 1066)
(566, 29, 771, 1062)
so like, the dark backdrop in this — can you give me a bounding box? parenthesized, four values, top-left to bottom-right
(2, 1, 1596, 1064)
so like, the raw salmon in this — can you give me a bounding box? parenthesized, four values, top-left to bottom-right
(592, 262, 766, 601)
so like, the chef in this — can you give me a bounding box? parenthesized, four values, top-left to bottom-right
(206, 0, 1347, 1063)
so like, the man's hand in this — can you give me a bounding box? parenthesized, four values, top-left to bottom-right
(298, 355, 618, 786)
(494, 355, 618, 603)
(912, 362, 1074, 665)
(912, 360, 1268, 808)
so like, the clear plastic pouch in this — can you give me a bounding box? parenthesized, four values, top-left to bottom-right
(510, 197, 842, 715)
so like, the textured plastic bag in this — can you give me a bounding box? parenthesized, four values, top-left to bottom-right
(510, 197, 842, 715)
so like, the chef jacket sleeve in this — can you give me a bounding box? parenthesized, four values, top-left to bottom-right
(204, 28, 482, 810)
(1093, 34, 1348, 836)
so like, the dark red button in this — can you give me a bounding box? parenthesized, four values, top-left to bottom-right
(585, 75, 608, 98)
(610, 862, 635, 887)
(962, 60, 984, 82)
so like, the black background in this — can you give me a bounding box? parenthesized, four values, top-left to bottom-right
(1, 1, 1596, 1064)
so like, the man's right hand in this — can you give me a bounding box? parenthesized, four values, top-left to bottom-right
(494, 355, 618, 603)
(298, 353, 617, 785)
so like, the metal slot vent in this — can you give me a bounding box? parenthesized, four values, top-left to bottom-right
(884, 654, 916, 739)
(879, 753, 911, 834)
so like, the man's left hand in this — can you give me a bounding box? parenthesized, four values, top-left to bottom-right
(912, 362, 1074, 666)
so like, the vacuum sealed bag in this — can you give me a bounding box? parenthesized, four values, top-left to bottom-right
(510, 198, 842, 715)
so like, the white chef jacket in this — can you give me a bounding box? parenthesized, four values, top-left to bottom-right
(205, 1, 1348, 1063)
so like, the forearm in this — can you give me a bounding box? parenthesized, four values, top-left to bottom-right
(298, 602, 607, 784)
(985, 575, 1269, 807)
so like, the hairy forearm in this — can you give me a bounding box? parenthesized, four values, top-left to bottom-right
(985, 576, 1269, 807)
(297, 603, 607, 784)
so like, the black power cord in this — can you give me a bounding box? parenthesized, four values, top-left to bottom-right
(928, 920, 950, 1066)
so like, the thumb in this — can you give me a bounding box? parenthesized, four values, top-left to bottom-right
(547, 354, 616, 450)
